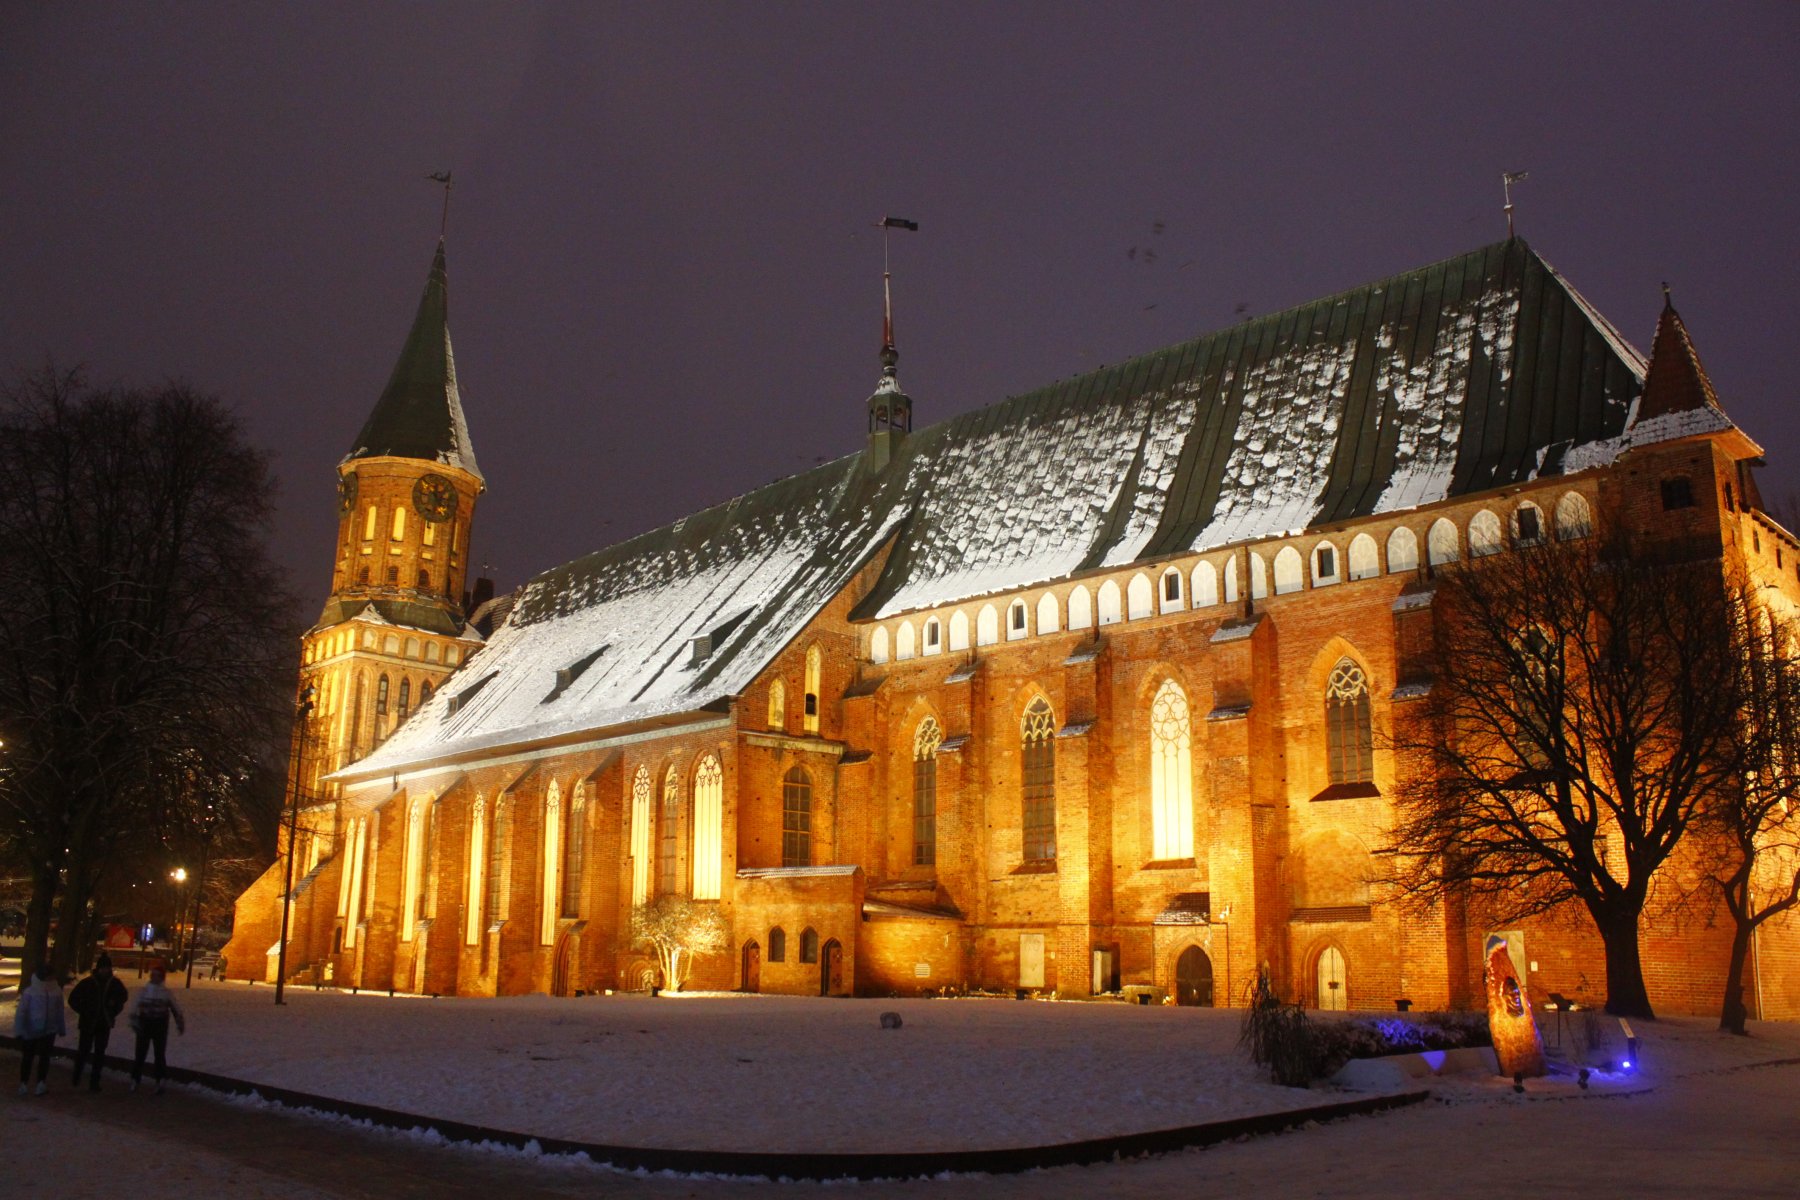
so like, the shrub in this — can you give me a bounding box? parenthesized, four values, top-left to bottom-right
(1238, 972, 1315, 1087)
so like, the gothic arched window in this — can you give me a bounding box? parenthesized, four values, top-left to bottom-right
(768, 926, 786, 962)
(767, 679, 786, 729)
(1150, 679, 1194, 860)
(913, 717, 942, 867)
(692, 755, 723, 900)
(803, 645, 822, 733)
(561, 784, 586, 918)
(800, 926, 819, 964)
(1325, 658, 1374, 785)
(1021, 698, 1057, 863)
(782, 766, 812, 868)
(659, 766, 682, 897)
(629, 766, 652, 906)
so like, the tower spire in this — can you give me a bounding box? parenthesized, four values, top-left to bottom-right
(867, 218, 917, 471)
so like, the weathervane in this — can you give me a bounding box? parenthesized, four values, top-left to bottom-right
(428, 170, 453, 237)
(1502, 170, 1529, 239)
(875, 216, 919, 365)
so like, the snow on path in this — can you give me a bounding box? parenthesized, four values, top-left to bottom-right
(39, 982, 1358, 1154)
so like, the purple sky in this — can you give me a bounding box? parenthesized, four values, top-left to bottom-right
(4, 3, 1796, 613)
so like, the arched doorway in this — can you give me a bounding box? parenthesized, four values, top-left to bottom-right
(820, 938, 843, 996)
(741, 940, 761, 993)
(1174, 945, 1214, 1007)
(1316, 945, 1347, 1010)
(551, 933, 577, 997)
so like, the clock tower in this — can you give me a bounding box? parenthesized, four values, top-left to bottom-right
(290, 239, 487, 853)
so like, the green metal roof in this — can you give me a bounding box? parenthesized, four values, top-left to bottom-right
(343, 240, 482, 480)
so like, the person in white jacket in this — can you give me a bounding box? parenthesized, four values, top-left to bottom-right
(13, 962, 67, 1096)
(126, 966, 185, 1094)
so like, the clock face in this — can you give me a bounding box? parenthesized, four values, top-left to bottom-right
(337, 471, 358, 514)
(413, 473, 457, 523)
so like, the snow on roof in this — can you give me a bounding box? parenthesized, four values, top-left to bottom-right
(342, 239, 1658, 777)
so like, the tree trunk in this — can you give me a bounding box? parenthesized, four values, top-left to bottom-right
(1595, 909, 1656, 1019)
(21, 862, 58, 981)
(51, 872, 93, 978)
(1718, 920, 1754, 1035)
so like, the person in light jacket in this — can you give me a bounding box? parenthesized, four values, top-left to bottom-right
(69, 953, 129, 1091)
(13, 962, 67, 1096)
(126, 966, 185, 1094)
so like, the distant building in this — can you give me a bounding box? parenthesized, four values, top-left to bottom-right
(226, 236, 1800, 1017)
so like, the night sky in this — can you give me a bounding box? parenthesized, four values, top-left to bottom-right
(4, 3, 1795, 619)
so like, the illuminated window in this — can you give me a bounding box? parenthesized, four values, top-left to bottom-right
(949, 610, 971, 650)
(484, 797, 509, 924)
(1428, 518, 1460, 565)
(803, 645, 821, 733)
(1126, 573, 1152, 619)
(403, 798, 429, 940)
(1555, 492, 1592, 540)
(1098, 580, 1122, 625)
(977, 604, 999, 645)
(397, 679, 410, 721)
(540, 780, 562, 945)
(800, 927, 819, 964)
(1469, 510, 1503, 557)
(1274, 546, 1304, 594)
(870, 627, 888, 664)
(658, 766, 682, 896)
(420, 681, 432, 707)
(561, 784, 586, 919)
(376, 674, 389, 715)
(391, 507, 406, 542)
(1348, 534, 1379, 580)
(897, 620, 917, 660)
(1035, 593, 1059, 634)
(1150, 680, 1193, 860)
(1021, 698, 1056, 864)
(692, 755, 723, 900)
(629, 766, 652, 906)
(767, 679, 786, 729)
(1325, 659, 1374, 784)
(1068, 585, 1093, 630)
(465, 797, 486, 945)
(1387, 527, 1418, 573)
(913, 717, 942, 867)
(1194, 561, 1219, 607)
(768, 926, 786, 962)
(363, 505, 377, 541)
(423, 521, 436, 547)
(782, 766, 812, 868)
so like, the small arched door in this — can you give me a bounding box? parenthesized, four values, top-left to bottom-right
(820, 938, 843, 996)
(1316, 946, 1347, 1010)
(551, 933, 577, 997)
(1174, 945, 1214, 1007)
(741, 940, 761, 993)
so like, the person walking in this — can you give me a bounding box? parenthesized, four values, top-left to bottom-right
(126, 965, 185, 1094)
(13, 961, 67, 1096)
(69, 953, 129, 1091)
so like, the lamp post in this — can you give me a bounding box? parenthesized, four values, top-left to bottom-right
(274, 685, 316, 1006)
(169, 868, 188, 963)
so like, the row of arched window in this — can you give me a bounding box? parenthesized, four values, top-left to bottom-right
(867, 492, 1595, 662)
(762, 925, 820, 964)
(901, 661, 1375, 869)
(302, 627, 462, 668)
(765, 645, 824, 735)
(628, 756, 726, 905)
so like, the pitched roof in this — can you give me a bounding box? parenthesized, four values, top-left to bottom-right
(1639, 294, 1722, 420)
(342, 238, 1661, 778)
(344, 240, 482, 480)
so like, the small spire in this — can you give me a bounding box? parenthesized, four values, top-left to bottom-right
(867, 218, 918, 471)
(1638, 288, 1723, 421)
(1661, 281, 1673, 311)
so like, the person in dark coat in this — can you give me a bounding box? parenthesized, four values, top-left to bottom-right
(69, 953, 129, 1091)
(126, 966, 185, 1093)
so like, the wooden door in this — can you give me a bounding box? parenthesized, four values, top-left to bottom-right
(1175, 945, 1213, 1007)
(1019, 932, 1046, 989)
(741, 940, 761, 993)
(820, 939, 843, 996)
(1316, 946, 1347, 1010)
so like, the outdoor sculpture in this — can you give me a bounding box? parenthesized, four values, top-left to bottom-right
(1484, 934, 1546, 1078)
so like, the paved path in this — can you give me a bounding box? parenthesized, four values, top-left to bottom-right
(18, 1052, 1799, 1197)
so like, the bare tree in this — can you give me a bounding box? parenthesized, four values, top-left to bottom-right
(1705, 587, 1800, 1033)
(0, 369, 296, 977)
(1384, 529, 1745, 1018)
(630, 895, 728, 992)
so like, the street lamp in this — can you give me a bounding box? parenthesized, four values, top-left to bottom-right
(274, 684, 316, 1006)
(169, 868, 189, 963)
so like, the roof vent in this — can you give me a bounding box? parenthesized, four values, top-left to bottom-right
(447, 672, 496, 716)
(544, 646, 608, 703)
(689, 609, 752, 667)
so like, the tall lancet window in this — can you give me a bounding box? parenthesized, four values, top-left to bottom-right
(629, 766, 653, 906)
(1021, 699, 1057, 864)
(782, 766, 812, 868)
(1150, 680, 1194, 860)
(692, 755, 723, 899)
(1325, 659, 1374, 785)
(659, 766, 682, 897)
(913, 718, 942, 867)
(561, 783, 586, 918)
(465, 797, 486, 945)
(539, 780, 562, 945)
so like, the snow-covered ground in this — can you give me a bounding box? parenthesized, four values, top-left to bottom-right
(39, 981, 1373, 1153)
(9, 985, 1799, 1198)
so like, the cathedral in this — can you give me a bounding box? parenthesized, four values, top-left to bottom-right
(225, 235, 1800, 1018)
